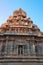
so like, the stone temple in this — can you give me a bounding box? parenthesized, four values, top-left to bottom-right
(0, 8, 43, 65)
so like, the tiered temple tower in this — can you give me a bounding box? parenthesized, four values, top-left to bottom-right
(0, 8, 43, 65)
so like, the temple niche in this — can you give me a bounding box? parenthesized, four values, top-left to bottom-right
(0, 8, 43, 65)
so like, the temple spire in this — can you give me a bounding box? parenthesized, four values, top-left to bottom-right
(13, 8, 26, 17)
(0, 8, 41, 36)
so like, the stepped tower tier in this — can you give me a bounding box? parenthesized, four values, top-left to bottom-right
(0, 8, 43, 65)
(0, 8, 42, 36)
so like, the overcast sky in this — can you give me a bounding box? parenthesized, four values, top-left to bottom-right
(0, 0, 43, 31)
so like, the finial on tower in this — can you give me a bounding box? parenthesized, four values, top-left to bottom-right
(13, 8, 26, 17)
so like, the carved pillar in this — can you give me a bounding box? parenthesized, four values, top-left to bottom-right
(0, 41, 3, 55)
(27, 41, 30, 55)
(23, 45, 24, 55)
(5, 40, 8, 55)
(13, 41, 18, 55)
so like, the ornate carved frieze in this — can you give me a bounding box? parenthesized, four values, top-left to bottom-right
(0, 8, 42, 36)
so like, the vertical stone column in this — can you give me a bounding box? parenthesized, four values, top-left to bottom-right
(35, 41, 38, 56)
(16, 45, 18, 55)
(15, 28, 16, 32)
(14, 41, 18, 55)
(0, 41, 3, 55)
(27, 41, 30, 55)
(18, 28, 19, 33)
(1, 40, 6, 56)
(10, 40, 13, 55)
(5, 40, 8, 55)
(5, 36, 9, 55)
(23, 45, 24, 56)
(32, 41, 35, 55)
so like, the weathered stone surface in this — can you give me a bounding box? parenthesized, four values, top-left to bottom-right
(0, 8, 42, 36)
(0, 8, 43, 65)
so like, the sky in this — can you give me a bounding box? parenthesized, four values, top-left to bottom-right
(0, 0, 43, 31)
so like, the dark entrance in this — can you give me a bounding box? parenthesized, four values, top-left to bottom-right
(18, 45, 23, 55)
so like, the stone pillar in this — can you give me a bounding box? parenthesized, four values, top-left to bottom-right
(0, 41, 3, 55)
(27, 41, 30, 55)
(23, 45, 24, 56)
(5, 40, 7, 55)
(13, 41, 18, 55)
